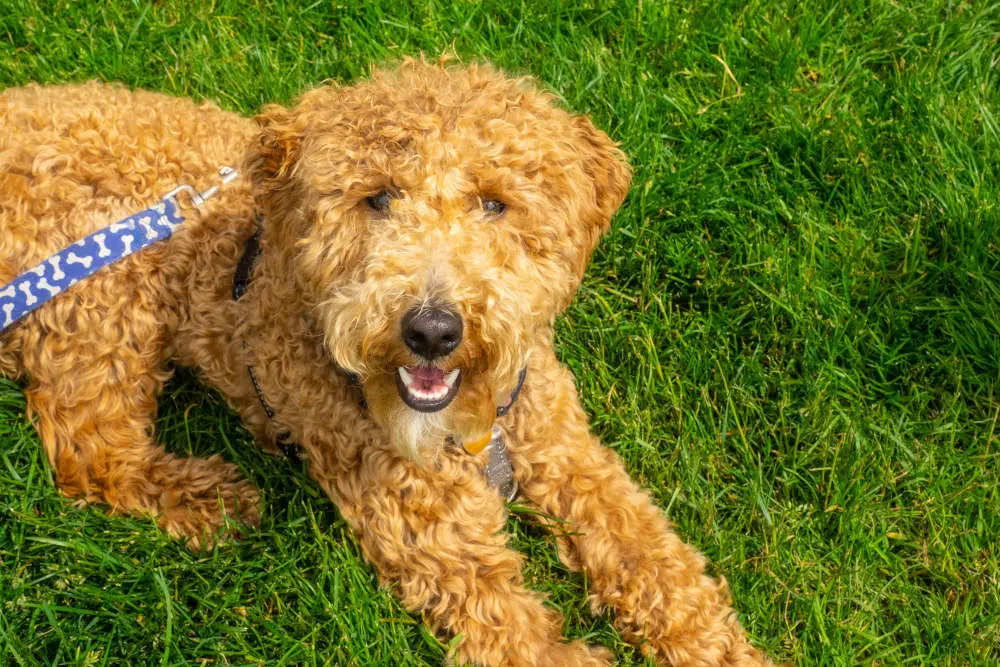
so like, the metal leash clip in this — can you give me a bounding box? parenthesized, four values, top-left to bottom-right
(163, 166, 239, 208)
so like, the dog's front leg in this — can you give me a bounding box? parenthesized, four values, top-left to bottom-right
(19, 296, 260, 550)
(306, 443, 612, 667)
(506, 350, 773, 667)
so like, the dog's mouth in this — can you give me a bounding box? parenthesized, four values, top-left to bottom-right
(395, 365, 461, 412)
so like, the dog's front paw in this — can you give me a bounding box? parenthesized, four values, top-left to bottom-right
(149, 455, 261, 550)
(539, 640, 613, 666)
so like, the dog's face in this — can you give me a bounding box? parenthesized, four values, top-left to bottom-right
(249, 61, 630, 458)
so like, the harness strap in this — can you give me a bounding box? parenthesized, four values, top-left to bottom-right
(497, 367, 527, 417)
(232, 222, 303, 463)
(232, 223, 261, 301)
(0, 199, 184, 332)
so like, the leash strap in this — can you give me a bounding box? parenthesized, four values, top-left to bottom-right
(0, 167, 238, 334)
(0, 199, 184, 332)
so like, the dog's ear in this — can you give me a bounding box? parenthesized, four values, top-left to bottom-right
(570, 115, 631, 274)
(246, 104, 305, 205)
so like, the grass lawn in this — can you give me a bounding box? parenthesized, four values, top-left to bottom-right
(2, 0, 999, 664)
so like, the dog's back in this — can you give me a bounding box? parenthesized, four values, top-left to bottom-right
(0, 82, 254, 377)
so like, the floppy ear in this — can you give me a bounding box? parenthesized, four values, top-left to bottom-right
(244, 103, 312, 256)
(570, 114, 632, 274)
(245, 104, 305, 208)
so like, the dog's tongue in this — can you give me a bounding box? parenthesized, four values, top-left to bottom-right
(407, 366, 446, 392)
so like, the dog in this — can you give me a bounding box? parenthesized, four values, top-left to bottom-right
(0, 59, 773, 666)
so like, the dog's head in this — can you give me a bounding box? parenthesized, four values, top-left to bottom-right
(247, 59, 630, 458)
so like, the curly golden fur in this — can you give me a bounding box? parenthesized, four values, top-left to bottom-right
(0, 60, 773, 666)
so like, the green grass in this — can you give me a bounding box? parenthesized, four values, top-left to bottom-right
(2, 0, 999, 664)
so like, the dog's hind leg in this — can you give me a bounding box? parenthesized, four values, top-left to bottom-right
(506, 350, 773, 667)
(18, 281, 260, 550)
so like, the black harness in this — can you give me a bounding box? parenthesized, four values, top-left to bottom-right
(232, 224, 302, 463)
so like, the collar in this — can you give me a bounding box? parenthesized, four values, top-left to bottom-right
(233, 221, 524, 499)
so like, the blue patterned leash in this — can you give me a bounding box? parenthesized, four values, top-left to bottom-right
(0, 167, 238, 333)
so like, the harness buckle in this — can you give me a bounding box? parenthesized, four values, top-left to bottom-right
(163, 166, 239, 208)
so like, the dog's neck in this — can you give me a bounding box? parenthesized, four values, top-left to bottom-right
(230, 208, 368, 449)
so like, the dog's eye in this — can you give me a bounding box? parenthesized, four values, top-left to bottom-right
(366, 191, 392, 214)
(482, 199, 506, 217)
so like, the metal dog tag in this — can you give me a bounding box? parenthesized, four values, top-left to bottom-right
(483, 426, 517, 501)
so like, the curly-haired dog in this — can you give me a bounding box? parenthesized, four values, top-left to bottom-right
(0, 61, 773, 666)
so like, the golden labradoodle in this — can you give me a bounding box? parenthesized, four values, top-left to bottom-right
(0, 60, 772, 665)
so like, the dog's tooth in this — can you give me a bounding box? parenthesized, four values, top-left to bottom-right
(413, 385, 447, 402)
(443, 368, 460, 388)
(398, 367, 414, 386)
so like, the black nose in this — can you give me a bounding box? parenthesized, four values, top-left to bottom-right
(401, 307, 463, 360)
